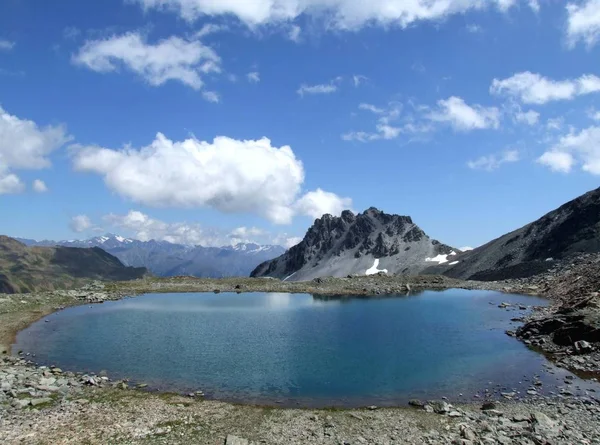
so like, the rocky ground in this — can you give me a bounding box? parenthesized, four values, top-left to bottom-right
(1, 259, 600, 444)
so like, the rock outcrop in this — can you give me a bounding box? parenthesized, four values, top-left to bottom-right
(251, 208, 456, 281)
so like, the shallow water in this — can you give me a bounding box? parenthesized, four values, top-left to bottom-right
(13, 289, 590, 407)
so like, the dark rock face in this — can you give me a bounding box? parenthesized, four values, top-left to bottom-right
(433, 187, 600, 281)
(251, 208, 455, 281)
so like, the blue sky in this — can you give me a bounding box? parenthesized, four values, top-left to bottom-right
(1, 0, 599, 249)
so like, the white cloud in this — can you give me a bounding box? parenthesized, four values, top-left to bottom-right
(343, 103, 404, 141)
(0, 167, 24, 195)
(247, 71, 260, 83)
(537, 151, 575, 173)
(566, 0, 600, 48)
(72, 132, 350, 224)
(0, 106, 70, 194)
(194, 23, 229, 38)
(0, 40, 15, 51)
(130, 0, 518, 29)
(538, 126, 600, 175)
(353, 75, 368, 87)
(514, 109, 540, 126)
(466, 24, 482, 33)
(546, 117, 564, 131)
(73, 32, 221, 91)
(294, 188, 353, 220)
(70, 215, 93, 233)
(288, 24, 301, 42)
(490, 71, 600, 104)
(32, 179, 48, 193)
(297, 78, 341, 96)
(426, 96, 500, 131)
(467, 150, 520, 171)
(528, 0, 540, 13)
(588, 108, 600, 121)
(202, 91, 220, 103)
(459, 246, 474, 251)
(104, 210, 300, 247)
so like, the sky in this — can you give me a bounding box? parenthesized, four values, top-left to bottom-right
(1, 0, 599, 249)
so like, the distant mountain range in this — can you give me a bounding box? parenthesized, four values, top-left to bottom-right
(18, 235, 286, 279)
(251, 208, 458, 281)
(0, 236, 146, 293)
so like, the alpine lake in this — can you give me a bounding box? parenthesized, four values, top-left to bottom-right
(12, 289, 596, 407)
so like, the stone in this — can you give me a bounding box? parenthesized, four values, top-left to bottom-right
(481, 401, 497, 411)
(11, 398, 31, 408)
(430, 400, 452, 414)
(448, 411, 463, 417)
(574, 340, 592, 354)
(31, 397, 52, 406)
(408, 399, 426, 408)
(225, 435, 248, 445)
(531, 412, 560, 438)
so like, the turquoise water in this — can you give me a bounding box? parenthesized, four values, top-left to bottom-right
(14, 290, 562, 406)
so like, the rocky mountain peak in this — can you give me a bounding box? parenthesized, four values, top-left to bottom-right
(251, 208, 455, 281)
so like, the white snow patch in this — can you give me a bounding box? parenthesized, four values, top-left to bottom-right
(98, 236, 109, 243)
(366, 259, 388, 276)
(425, 251, 457, 264)
(283, 272, 297, 282)
(449, 261, 459, 265)
(115, 235, 126, 243)
(459, 246, 474, 251)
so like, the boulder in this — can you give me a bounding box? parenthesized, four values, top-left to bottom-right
(225, 435, 249, 445)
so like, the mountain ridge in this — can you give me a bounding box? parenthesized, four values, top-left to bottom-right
(251, 207, 457, 281)
(19, 235, 286, 279)
(0, 235, 147, 293)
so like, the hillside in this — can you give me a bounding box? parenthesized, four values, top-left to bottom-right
(429, 186, 600, 280)
(251, 208, 456, 281)
(0, 236, 147, 293)
(20, 235, 285, 278)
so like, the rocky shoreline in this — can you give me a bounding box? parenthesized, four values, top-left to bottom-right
(1, 263, 600, 444)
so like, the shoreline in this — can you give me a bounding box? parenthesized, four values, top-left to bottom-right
(2, 275, 600, 444)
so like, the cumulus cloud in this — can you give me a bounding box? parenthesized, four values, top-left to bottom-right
(467, 150, 520, 171)
(294, 188, 353, 220)
(247, 71, 260, 83)
(70, 215, 93, 233)
(32, 179, 48, 193)
(538, 126, 600, 174)
(490, 72, 600, 104)
(0, 40, 15, 51)
(0, 106, 70, 194)
(426, 96, 500, 131)
(566, 0, 600, 48)
(72, 32, 221, 93)
(297, 77, 342, 96)
(72, 133, 351, 223)
(130, 0, 518, 29)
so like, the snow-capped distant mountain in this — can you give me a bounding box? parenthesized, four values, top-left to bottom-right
(19, 234, 286, 278)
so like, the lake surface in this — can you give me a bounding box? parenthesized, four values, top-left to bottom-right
(13, 289, 579, 407)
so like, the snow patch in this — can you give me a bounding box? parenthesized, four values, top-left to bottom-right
(366, 259, 388, 276)
(459, 246, 474, 251)
(115, 236, 126, 243)
(97, 236, 109, 243)
(449, 261, 459, 265)
(425, 251, 457, 264)
(283, 272, 297, 282)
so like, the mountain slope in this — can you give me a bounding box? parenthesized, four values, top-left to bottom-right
(20, 235, 285, 279)
(0, 236, 147, 293)
(251, 208, 456, 281)
(431, 186, 600, 281)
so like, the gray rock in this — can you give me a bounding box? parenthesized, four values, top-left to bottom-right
(30, 397, 52, 406)
(225, 435, 248, 445)
(574, 340, 592, 354)
(11, 398, 30, 408)
(531, 412, 560, 438)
